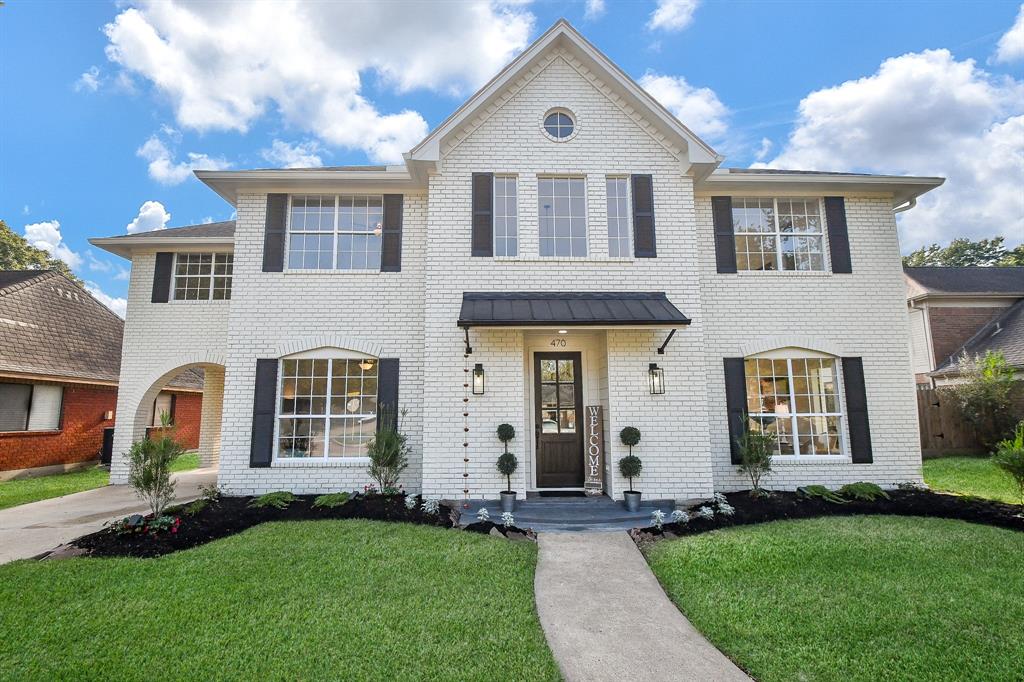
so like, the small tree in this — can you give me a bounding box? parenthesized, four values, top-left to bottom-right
(992, 421, 1024, 505)
(367, 406, 410, 493)
(497, 452, 518, 493)
(620, 426, 641, 455)
(127, 413, 185, 517)
(618, 455, 642, 492)
(945, 351, 1017, 451)
(737, 423, 776, 497)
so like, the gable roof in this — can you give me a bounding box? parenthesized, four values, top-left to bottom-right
(406, 19, 721, 175)
(905, 266, 1024, 301)
(933, 298, 1024, 375)
(91, 221, 236, 259)
(0, 270, 51, 292)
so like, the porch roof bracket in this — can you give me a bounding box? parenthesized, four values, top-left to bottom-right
(657, 328, 677, 355)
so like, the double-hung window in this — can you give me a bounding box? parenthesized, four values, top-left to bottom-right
(732, 197, 825, 271)
(494, 176, 518, 257)
(605, 177, 630, 257)
(173, 253, 233, 300)
(287, 195, 383, 271)
(745, 356, 843, 457)
(276, 357, 378, 459)
(0, 382, 63, 432)
(538, 177, 587, 257)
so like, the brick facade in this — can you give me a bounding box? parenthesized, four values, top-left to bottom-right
(146, 390, 202, 451)
(928, 306, 1006, 369)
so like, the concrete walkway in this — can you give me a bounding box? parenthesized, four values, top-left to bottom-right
(535, 532, 751, 682)
(0, 468, 217, 564)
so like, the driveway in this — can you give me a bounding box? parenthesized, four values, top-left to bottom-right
(0, 468, 217, 564)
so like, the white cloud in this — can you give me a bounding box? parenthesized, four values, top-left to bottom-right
(262, 139, 324, 168)
(584, 0, 606, 21)
(22, 205, 29, 215)
(86, 250, 113, 273)
(639, 71, 729, 140)
(23, 220, 83, 269)
(757, 49, 1024, 249)
(648, 0, 699, 32)
(84, 282, 127, 318)
(75, 66, 102, 92)
(994, 4, 1024, 63)
(102, 1, 535, 163)
(126, 200, 171, 234)
(136, 135, 230, 185)
(754, 137, 773, 161)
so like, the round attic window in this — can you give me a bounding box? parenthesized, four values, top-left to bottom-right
(543, 109, 575, 141)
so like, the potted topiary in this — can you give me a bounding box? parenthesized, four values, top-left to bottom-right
(496, 423, 518, 512)
(619, 426, 643, 511)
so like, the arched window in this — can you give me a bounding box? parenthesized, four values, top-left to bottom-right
(745, 348, 844, 457)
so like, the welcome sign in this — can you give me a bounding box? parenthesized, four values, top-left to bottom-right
(584, 405, 605, 495)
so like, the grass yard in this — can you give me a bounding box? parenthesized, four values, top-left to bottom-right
(923, 455, 1021, 505)
(0, 453, 200, 511)
(0, 520, 559, 681)
(647, 516, 1024, 682)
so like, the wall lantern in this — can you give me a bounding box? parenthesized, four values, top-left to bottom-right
(648, 363, 665, 395)
(472, 363, 486, 395)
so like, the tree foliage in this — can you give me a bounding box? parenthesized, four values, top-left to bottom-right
(944, 351, 1018, 452)
(127, 415, 185, 518)
(366, 407, 410, 494)
(903, 236, 1022, 268)
(0, 219, 81, 283)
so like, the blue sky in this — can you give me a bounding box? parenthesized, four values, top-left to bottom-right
(2, 0, 1022, 315)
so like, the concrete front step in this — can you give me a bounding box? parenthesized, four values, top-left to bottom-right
(456, 496, 677, 533)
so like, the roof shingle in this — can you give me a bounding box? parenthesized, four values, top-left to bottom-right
(905, 266, 1024, 298)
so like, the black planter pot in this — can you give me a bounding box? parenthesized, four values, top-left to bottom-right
(500, 491, 517, 513)
(623, 490, 642, 512)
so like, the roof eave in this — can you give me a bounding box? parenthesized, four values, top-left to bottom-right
(89, 236, 234, 260)
(194, 168, 424, 205)
(697, 172, 945, 208)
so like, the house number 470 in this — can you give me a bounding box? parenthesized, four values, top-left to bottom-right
(549, 338, 567, 347)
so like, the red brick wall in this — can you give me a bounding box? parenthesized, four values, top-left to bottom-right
(147, 391, 202, 450)
(0, 381, 117, 471)
(929, 306, 1006, 368)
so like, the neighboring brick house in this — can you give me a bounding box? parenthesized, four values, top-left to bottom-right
(92, 21, 945, 500)
(0, 270, 203, 477)
(905, 266, 1024, 385)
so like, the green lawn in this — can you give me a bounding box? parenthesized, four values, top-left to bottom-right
(0, 520, 559, 681)
(0, 453, 200, 511)
(923, 455, 1021, 504)
(648, 516, 1024, 682)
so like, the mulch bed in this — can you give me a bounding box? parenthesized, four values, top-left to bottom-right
(71, 493, 458, 559)
(463, 520, 537, 541)
(633, 489, 1024, 544)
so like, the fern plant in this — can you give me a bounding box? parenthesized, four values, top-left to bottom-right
(798, 485, 846, 504)
(838, 482, 890, 502)
(313, 492, 351, 508)
(248, 491, 296, 509)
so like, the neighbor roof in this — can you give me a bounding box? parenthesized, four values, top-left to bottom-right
(933, 298, 1024, 375)
(458, 292, 690, 328)
(905, 266, 1024, 300)
(91, 221, 236, 259)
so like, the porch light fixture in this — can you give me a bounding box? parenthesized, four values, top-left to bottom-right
(649, 363, 665, 395)
(472, 363, 486, 395)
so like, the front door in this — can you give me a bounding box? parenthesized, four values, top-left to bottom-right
(535, 352, 584, 488)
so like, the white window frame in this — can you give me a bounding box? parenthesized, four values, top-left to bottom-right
(605, 176, 632, 258)
(172, 252, 234, 301)
(494, 175, 518, 257)
(733, 197, 827, 272)
(538, 175, 588, 258)
(745, 353, 846, 460)
(284, 194, 384, 273)
(272, 354, 380, 463)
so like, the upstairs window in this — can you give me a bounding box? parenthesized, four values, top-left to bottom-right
(733, 197, 825, 271)
(173, 253, 233, 300)
(494, 176, 518, 257)
(287, 195, 383, 271)
(606, 177, 631, 257)
(539, 177, 587, 258)
(543, 110, 575, 140)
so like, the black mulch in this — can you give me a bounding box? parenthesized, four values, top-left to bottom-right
(634, 489, 1024, 542)
(463, 520, 537, 540)
(72, 493, 458, 559)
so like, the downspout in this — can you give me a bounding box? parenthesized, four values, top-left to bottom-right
(909, 299, 937, 387)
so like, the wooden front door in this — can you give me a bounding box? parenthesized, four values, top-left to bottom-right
(535, 352, 584, 488)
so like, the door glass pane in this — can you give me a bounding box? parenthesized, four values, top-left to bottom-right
(540, 360, 557, 381)
(541, 410, 559, 433)
(558, 384, 574, 407)
(541, 383, 558, 408)
(559, 410, 576, 433)
(557, 360, 574, 381)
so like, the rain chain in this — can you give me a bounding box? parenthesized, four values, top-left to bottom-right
(462, 351, 471, 509)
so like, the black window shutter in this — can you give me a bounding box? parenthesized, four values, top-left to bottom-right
(825, 196, 852, 274)
(381, 194, 403, 272)
(376, 358, 400, 431)
(249, 359, 278, 467)
(630, 174, 656, 258)
(262, 194, 288, 272)
(151, 252, 173, 303)
(712, 196, 737, 274)
(842, 357, 873, 463)
(471, 173, 493, 257)
(723, 357, 747, 464)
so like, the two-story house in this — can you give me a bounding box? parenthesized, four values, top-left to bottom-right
(91, 21, 943, 502)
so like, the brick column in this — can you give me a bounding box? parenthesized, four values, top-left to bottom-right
(197, 365, 225, 468)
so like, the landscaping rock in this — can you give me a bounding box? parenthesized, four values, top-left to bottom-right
(489, 527, 504, 539)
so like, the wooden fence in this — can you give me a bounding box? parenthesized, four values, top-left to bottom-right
(916, 386, 983, 457)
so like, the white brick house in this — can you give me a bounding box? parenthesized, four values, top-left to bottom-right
(91, 21, 943, 502)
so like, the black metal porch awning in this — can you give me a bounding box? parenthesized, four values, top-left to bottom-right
(457, 292, 691, 328)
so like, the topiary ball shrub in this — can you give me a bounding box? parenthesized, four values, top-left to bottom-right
(497, 423, 515, 444)
(620, 426, 641, 448)
(618, 454, 642, 492)
(496, 452, 519, 492)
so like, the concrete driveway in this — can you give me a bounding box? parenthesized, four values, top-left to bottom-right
(0, 468, 217, 564)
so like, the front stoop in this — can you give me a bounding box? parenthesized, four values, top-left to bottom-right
(457, 496, 674, 532)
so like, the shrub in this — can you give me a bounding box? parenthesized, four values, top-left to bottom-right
(618, 454, 642, 492)
(183, 499, 208, 516)
(367, 407, 410, 494)
(198, 483, 223, 503)
(497, 423, 515, 445)
(945, 350, 1017, 451)
(838, 482, 890, 502)
(126, 429, 185, 517)
(496, 452, 518, 492)
(736, 425, 776, 497)
(108, 513, 180, 536)
(248, 491, 296, 509)
(313, 492, 351, 509)
(798, 485, 846, 504)
(620, 426, 641, 453)
(992, 421, 1024, 504)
